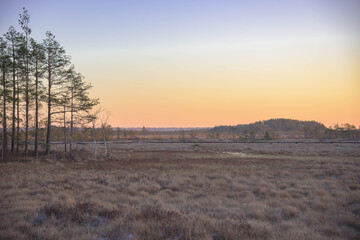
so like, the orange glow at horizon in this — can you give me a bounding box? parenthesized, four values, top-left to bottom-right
(84, 40, 360, 128)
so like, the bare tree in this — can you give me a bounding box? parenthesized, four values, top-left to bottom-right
(100, 111, 111, 157)
(90, 107, 102, 157)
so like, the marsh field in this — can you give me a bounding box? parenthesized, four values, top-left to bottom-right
(0, 142, 360, 240)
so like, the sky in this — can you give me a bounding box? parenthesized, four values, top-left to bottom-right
(1, 0, 359, 127)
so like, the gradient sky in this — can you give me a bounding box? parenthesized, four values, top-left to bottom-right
(1, 0, 359, 127)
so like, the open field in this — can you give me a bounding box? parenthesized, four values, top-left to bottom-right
(1, 143, 360, 239)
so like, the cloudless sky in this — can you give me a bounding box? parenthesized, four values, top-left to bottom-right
(1, 0, 359, 127)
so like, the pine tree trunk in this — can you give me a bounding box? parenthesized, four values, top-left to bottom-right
(2, 69, 7, 161)
(16, 75, 19, 153)
(104, 135, 107, 157)
(64, 104, 67, 152)
(24, 33, 29, 156)
(103, 127, 108, 157)
(11, 43, 16, 153)
(34, 59, 39, 157)
(25, 66, 29, 155)
(69, 90, 74, 158)
(45, 62, 51, 155)
(92, 122, 97, 157)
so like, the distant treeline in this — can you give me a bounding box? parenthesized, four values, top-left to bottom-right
(209, 119, 360, 141)
(39, 119, 359, 143)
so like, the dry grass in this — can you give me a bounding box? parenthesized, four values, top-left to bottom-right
(0, 143, 359, 239)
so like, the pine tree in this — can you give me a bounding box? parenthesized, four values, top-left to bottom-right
(65, 67, 98, 158)
(30, 38, 45, 157)
(0, 37, 12, 161)
(19, 8, 32, 155)
(43, 31, 69, 155)
(1, 8, 100, 159)
(4, 26, 21, 153)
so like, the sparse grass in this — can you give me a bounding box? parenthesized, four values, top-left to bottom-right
(0, 143, 359, 239)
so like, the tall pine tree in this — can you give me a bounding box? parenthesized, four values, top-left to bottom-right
(43, 31, 69, 155)
(0, 37, 12, 161)
(4, 26, 20, 153)
(19, 8, 32, 155)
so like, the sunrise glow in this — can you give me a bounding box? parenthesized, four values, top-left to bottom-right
(1, 0, 359, 127)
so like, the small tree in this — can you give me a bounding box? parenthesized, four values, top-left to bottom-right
(231, 126, 236, 141)
(249, 127, 256, 141)
(264, 131, 272, 141)
(99, 111, 111, 157)
(190, 131, 196, 139)
(142, 126, 147, 138)
(89, 107, 102, 157)
(116, 127, 121, 140)
(66, 68, 98, 158)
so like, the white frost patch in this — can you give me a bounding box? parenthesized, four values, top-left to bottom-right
(224, 152, 247, 157)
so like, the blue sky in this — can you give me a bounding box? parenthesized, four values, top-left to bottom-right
(1, 0, 358, 52)
(1, 0, 359, 127)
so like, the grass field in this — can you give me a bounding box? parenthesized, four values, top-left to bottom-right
(0, 142, 359, 239)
